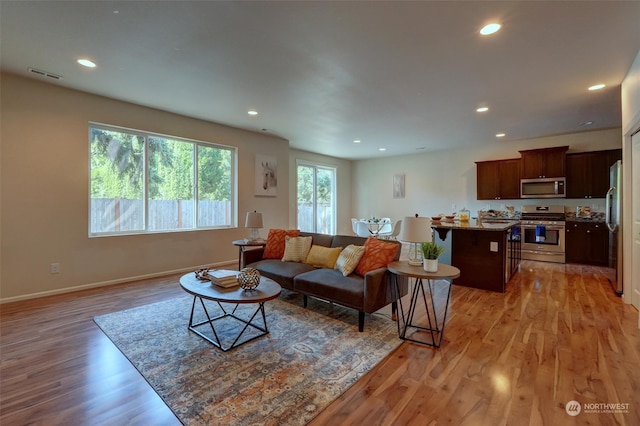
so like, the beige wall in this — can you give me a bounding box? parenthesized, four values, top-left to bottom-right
(351, 128, 622, 223)
(621, 49, 640, 305)
(288, 149, 353, 235)
(0, 73, 291, 302)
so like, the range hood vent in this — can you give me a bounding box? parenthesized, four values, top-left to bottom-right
(28, 67, 63, 80)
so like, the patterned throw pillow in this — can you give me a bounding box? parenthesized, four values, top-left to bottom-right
(263, 229, 301, 259)
(305, 245, 343, 268)
(281, 236, 313, 263)
(355, 237, 398, 276)
(334, 244, 366, 276)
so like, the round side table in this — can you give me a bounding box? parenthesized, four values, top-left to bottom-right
(232, 239, 266, 270)
(387, 261, 460, 348)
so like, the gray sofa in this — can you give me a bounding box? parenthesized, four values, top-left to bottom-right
(241, 232, 408, 331)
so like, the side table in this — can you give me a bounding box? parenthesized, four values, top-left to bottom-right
(387, 261, 460, 348)
(232, 239, 266, 270)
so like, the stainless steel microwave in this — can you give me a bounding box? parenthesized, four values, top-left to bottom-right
(520, 177, 566, 198)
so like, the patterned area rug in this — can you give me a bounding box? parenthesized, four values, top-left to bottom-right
(93, 290, 401, 425)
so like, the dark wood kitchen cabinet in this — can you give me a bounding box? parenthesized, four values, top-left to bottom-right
(476, 158, 521, 200)
(566, 149, 622, 199)
(565, 221, 608, 265)
(519, 146, 568, 179)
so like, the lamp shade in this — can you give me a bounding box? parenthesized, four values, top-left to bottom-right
(245, 211, 263, 229)
(399, 215, 432, 243)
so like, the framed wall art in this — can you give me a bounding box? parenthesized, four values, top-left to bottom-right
(393, 173, 405, 198)
(255, 154, 278, 197)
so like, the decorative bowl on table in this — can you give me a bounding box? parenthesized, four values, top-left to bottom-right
(238, 267, 261, 291)
(431, 216, 442, 222)
(445, 215, 456, 220)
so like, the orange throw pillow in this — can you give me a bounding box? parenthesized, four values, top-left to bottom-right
(355, 237, 399, 276)
(263, 229, 300, 259)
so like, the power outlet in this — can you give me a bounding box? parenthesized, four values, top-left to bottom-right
(50, 262, 61, 274)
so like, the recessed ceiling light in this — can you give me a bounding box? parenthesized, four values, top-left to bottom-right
(496, 133, 506, 138)
(77, 59, 96, 68)
(480, 23, 501, 35)
(247, 110, 258, 116)
(353, 140, 361, 144)
(378, 148, 386, 152)
(580, 121, 594, 126)
(588, 84, 606, 91)
(476, 106, 489, 113)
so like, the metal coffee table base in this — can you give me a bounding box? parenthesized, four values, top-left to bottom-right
(188, 295, 269, 352)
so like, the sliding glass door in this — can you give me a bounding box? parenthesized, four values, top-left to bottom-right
(297, 162, 336, 234)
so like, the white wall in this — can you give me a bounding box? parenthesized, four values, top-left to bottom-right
(288, 149, 353, 235)
(351, 128, 622, 222)
(0, 73, 290, 302)
(621, 49, 640, 306)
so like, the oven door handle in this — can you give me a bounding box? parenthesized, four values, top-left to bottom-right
(520, 225, 565, 231)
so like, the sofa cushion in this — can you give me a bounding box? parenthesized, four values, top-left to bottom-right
(247, 259, 315, 290)
(305, 245, 342, 268)
(263, 229, 300, 259)
(294, 269, 364, 310)
(281, 236, 312, 262)
(331, 235, 367, 248)
(334, 244, 366, 276)
(299, 232, 334, 248)
(355, 237, 399, 276)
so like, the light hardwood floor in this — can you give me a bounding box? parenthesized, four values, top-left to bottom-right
(1, 261, 638, 425)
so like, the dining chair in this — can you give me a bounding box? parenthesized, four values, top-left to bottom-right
(351, 218, 359, 235)
(379, 220, 402, 240)
(355, 221, 371, 238)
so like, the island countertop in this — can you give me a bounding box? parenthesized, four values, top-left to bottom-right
(431, 219, 519, 231)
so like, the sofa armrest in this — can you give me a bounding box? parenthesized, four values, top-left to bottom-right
(362, 267, 408, 313)
(241, 247, 265, 267)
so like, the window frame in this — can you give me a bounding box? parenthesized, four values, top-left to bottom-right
(88, 122, 237, 237)
(296, 160, 337, 235)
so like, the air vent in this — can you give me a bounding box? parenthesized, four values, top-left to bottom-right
(28, 67, 63, 80)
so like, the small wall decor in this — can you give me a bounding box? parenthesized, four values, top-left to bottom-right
(393, 173, 405, 198)
(255, 154, 278, 197)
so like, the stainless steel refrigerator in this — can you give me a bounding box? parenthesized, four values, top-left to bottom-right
(606, 160, 623, 294)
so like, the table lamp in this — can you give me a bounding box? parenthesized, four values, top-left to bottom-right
(245, 211, 264, 242)
(399, 214, 432, 266)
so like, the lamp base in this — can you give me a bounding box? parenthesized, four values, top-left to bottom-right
(407, 259, 422, 266)
(248, 228, 261, 242)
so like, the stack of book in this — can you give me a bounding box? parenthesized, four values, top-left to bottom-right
(207, 270, 240, 288)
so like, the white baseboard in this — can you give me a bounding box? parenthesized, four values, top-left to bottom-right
(0, 259, 237, 304)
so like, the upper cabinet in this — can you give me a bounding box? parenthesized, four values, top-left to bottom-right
(566, 149, 622, 199)
(519, 146, 569, 179)
(476, 158, 521, 200)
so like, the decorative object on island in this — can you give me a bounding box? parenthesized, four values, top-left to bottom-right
(238, 267, 261, 291)
(420, 241, 445, 272)
(245, 211, 264, 242)
(399, 214, 433, 266)
(458, 208, 470, 221)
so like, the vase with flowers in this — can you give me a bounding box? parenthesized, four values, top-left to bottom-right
(420, 241, 445, 272)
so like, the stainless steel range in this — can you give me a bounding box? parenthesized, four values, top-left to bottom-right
(520, 205, 566, 263)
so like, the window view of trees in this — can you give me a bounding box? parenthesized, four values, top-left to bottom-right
(297, 163, 336, 234)
(90, 125, 234, 235)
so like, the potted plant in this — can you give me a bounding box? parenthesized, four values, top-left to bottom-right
(420, 241, 445, 272)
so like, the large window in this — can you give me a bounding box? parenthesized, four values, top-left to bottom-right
(297, 161, 336, 234)
(89, 124, 235, 236)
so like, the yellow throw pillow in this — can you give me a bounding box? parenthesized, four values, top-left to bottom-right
(281, 236, 313, 262)
(305, 245, 343, 268)
(335, 244, 366, 276)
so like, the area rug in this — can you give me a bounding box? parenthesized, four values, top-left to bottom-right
(93, 291, 401, 425)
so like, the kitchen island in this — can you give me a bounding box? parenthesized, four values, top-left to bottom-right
(432, 219, 521, 293)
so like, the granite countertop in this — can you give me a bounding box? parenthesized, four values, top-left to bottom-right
(565, 217, 605, 223)
(431, 219, 518, 231)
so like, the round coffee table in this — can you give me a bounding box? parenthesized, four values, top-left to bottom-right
(179, 272, 281, 351)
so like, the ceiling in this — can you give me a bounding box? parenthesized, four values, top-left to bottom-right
(2, 1, 639, 160)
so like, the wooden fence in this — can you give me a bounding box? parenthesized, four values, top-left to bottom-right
(90, 198, 231, 233)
